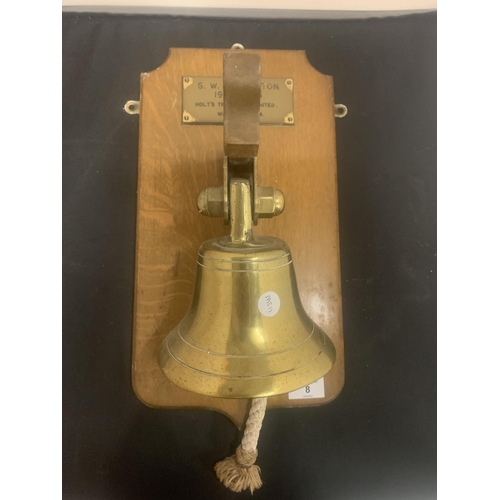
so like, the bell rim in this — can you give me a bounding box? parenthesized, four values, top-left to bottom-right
(158, 330, 336, 398)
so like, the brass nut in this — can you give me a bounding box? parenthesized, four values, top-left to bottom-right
(258, 187, 285, 218)
(197, 187, 224, 217)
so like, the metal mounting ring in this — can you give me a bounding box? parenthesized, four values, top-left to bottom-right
(124, 100, 140, 115)
(334, 104, 348, 118)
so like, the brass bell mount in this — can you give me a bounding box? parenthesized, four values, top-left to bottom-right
(197, 51, 284, 226)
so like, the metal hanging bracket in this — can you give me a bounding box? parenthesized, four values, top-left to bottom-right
(197, 48, 285, 225)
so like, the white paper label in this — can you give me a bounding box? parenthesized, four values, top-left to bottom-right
(288, 378, 325, 400)
(258, 291, 280, 317)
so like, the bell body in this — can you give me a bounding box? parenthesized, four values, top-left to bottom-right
(159, 235, 336, 398)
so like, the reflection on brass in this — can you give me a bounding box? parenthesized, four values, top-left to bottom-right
(182, 76, 194, 89)
(182, 110, 196, 123)
(182, 76, 294, 125)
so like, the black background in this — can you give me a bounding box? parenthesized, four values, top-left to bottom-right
(63, 11, 436, 500)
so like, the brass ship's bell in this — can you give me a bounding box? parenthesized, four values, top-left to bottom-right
(158, 50, 336, 398)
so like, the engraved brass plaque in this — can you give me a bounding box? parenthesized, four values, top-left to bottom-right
(182, 77, 294, 125)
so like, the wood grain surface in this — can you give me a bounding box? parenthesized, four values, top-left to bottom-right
(132, 48, 344, 429)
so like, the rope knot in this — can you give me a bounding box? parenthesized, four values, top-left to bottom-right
(235, 445, 258, 468)
(214, 398, 267, 494)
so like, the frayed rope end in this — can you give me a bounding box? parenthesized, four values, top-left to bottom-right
(214, 445, 263, 494)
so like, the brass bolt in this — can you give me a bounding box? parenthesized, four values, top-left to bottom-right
(198, 185, 284, 219)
